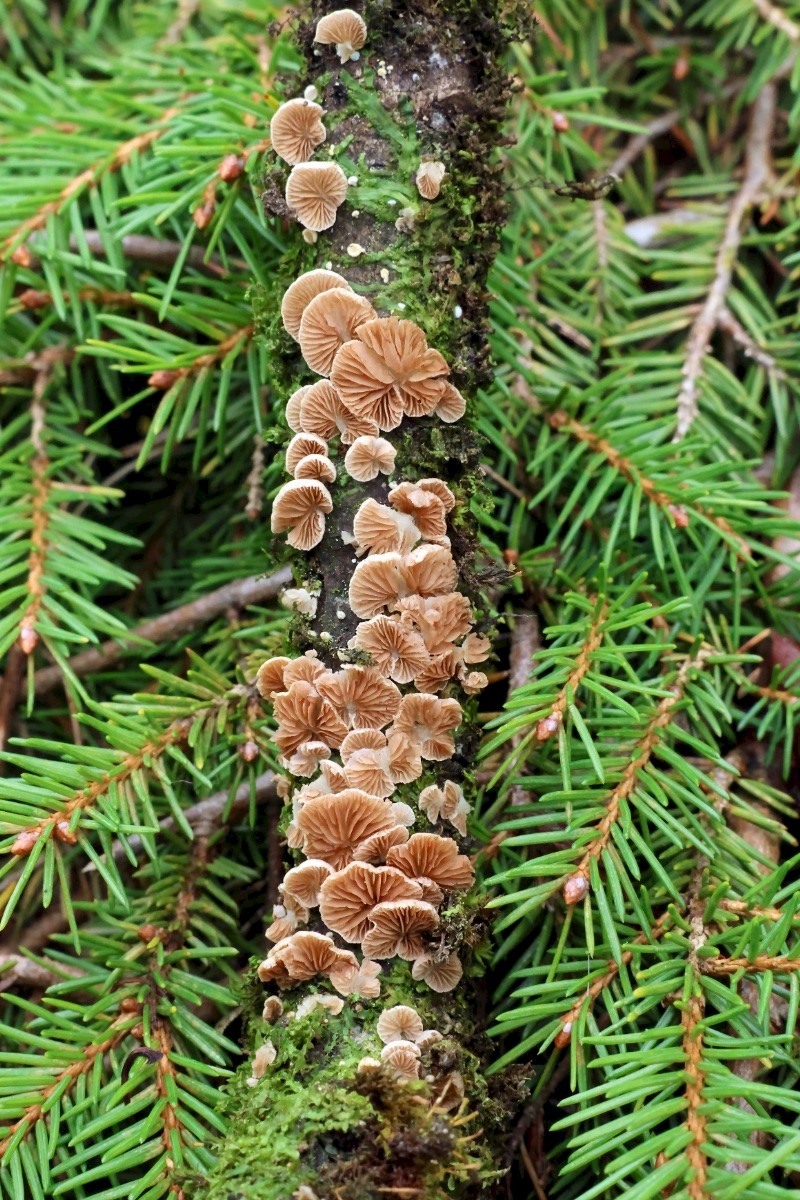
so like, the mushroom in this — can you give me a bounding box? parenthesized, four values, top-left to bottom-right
(432, 1070, 465, 1111)
(247, 1040, 277, 1085)
(403, 544, 459, 598)
(348, 957, 382, 999)
(314, 8, 367, 62)
(265, 901, 306, 943)
(285, 162, 349, 232)
(412, 951, 463, 993)
(283, 651, 327, 688)
(256, 655, 290, 699)
(416, 1028, 444, 1050)
(316, 665, 401, 730)
(435, 381, 466, 423)
(285, 432, 329, 473)
(357, 1056, 383, 1074)
(380, 1040, 421, 1079)
(413, 651, 459, 694)
(281, 858, 335, 908)
(294, 453, 337, 483)
(415, 160, 446, 200)
(271, 479, 333, 551)
(273, 680, 348, 756)
(280, 586, 318, 617)
(462, 670, 489, 694)
(415, 877, 444, 906)
(299, 288, 376, 376)
(257, 930, 359, 989)
(394, 592, 472, 652)
(391, 694, 463, 761)
(285, 740, 331, 777)
(282, 270, 351, 340)
(295, 994, 345, 1019)
(319, 861, 423, 942)
(344, 435, 397, 481)
(299, 379, 379, 444)
(350, 615, 429, 685)
(330, 317, 450, 431)
(270, 99, 326, 165)
(348, 552, 408, 618)
(297, 789, 400, 869)
(418, 780, 471, 836)
(353, 824, 409, 864)
(387, 833, 474, 890)
(318, 759, 350, 792)
(262, 996, 284, 1022)
(377, 1005, 424, 1044)
(342, 727, 422, 796)
(361, 898, 439, 959)
(353, 498, 420, 556)
(286, 385, 312, 431)
(388, 482, 449, 540)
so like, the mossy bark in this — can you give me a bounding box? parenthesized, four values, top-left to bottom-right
(196, 4, 529, 1198)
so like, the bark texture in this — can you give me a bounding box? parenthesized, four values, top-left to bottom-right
(197, 4, 528, 1197)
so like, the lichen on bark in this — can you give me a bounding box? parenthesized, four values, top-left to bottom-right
(196, 4, 528, 1197)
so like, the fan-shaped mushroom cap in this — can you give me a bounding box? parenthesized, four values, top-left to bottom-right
(299, 378, 378, 444)
(395, 592, 472, 653)
(412, 951, 463, 993)
(281, 859, 334, 909)
(416, 1028, 443, 1050)
(297, 789, 398, 869)
(295, 994, 345, 1019)
(285, 162, 349, 232)
(343, 435, 397, 482)
(392, 693, 462, 761)
(331, 317, 449, 430)
(314, 8, 367, 62)
(282, 270, 351, 340)
(435, 382, 466, 423)
(271, 479, 332, 551)
(377, 1005, 424, 1044)
(416, 160, 446, 200)
(343, 727, 422, 796)
(396, 476, 456, 513)
(404, 544, 458, 598)
(319, 759, 350, 792)
(413, 650, 458, 694)
(358, 1056, 382, 1073)
(317, 665, 401, 730)
(286, 385, 312, 431)
(416, 876, 444, 905)
(380, 1040, 421, 1079)
(248, 1040, 277, 1083)
(293, 453, 337, 484)
(353, 824, 409, 863)
(281, 586, 318, 617)
(419, 780, 471, 836)
(349, 957, 382, 999)
(388, 482, 448, 540)
(462, 670, 489, 695)
(387, 833, 474, 890)
(285, 739, 331, 777)
(353, 498, 420, 556)
(299, 288, 375, 376)
(349, 552, 407, 619)
(351, 615, 430, 685)
(262, 995, 284, 1022)
(273, 680, 348, 757)
(283, 651, 327, 688)
(265, 902, 305, 943)
(286, 432, 328, 473)
(340, 728, 385, 758)
(319, 861, 423, 942)
(270, 98, 326, 165)
(257, 930, 358, 989)
(363, 898, 439, 960)
(256, 655, 290, 699)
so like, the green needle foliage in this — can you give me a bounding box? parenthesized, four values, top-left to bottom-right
(0, 2, 799, 1199)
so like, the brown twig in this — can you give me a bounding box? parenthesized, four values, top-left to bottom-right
(0, 952, 83, 990)
(32, 567, 292, 695)
(507, 612, 540, 807)
(752, 0, 800, 42)
(674, 84, 777, 441)
(717, 306, 786, 377)
(245, 434, 266, 521)
(681, 992, 709, 1199)
(148, 324, 254, 389)
(161, 0, 200, 45)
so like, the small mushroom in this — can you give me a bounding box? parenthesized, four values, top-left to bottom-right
(415, 160, 446, 200)
(285, 432, 328, 473)
(350, 615, 430, 685)
(294, 453, 337, 483)
(256, 655, 291, 699)
(284, 651, 327, 688)
(316, 665, 401, 730)
(273, 680, 348, 757)
(344, 435, 397, 481)
(353, 498, 420, 555)
(295, 994, 345, 1019)
(282, 858, 335, 908)
(416, 1028, 444, 1050)
(297, 789, 400, 870)
(387, 833, 474, 890)
(349, 552, 408, 619)
(299, 378, 378, 444)
(418, 780, 471, 836)
(343, 727, 422, 796)
(299, 288, 375, 375)
(319, 861, 423, 942)
(377, 1005, 424, 1044)
(286, 385, 312, 431)
(271, 479, 333, 551)
(257, 930, 358, 990)
(391, 693, 463, 761)
(388, 482, 449, 540)
(380, 1039, 421, 1079)
(314, 8, 367, 62)
(282, 270, 351, 340)
(357, 1056, 382, 1073)
(281, 587, 319, 618)
(403, 543, 459, 598)
(247, 1040, 277, 1085)
(262, 996, 284, 1023)
(435, 381, 466, 423)
(412, 951, 463, 993)
(353, 824, 409, 864)
(270, 98, 326, 165)
(394, 592, 472, 652)
(361, 898, 439, 960)
(285, 161, 349, 232)
(348, 957, 382, 999)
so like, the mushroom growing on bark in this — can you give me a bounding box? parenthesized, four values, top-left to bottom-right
(314, 9, 367, 63)
(282, 270, 351, 340)
(270, 98, 326, 165)
(285, 162, 349, 232)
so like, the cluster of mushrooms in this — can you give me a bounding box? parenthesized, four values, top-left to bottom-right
(254, 9, 479, 1087)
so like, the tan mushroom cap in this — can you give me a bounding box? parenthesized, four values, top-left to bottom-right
(351, 615, 430, 685)
(331, 316, 449, 431)
(256, 655, 290, 699)
(286, 432, 328, 473)
(353, 498, 419, 556)
(262, 995, 284, 1022)
(283, 651, 327, 688)
(462, 670, 489, 695)
(282, 270, 351, 340)
(362, 898, 439, 960)
(357, 1056, 382, 1073)
(353, 824, 409, 863)
(319, 759, 350, 793)
(343, 728, 422, 797)
(348, 957, 382, 999)
(404, 544, 459, 598)
(394, 477, 455, 513)
(391, 693, 463, 761)
(285, 162, 349, 232)
(412, 951, 463, 993)
(270, 98, 326, 166)
(416, 160, 446, 200)
(294, 453, 337, 483)
(286, 385, 312, 431)
(271, 479, 333, 551)
(265, 903, 304, 943)
(300, 379, 379, 444)
(285, 739, 331, 777)
(394, 591, 473, 653)
(380, 1040, 421, 1079)
(257, 930, 357, 989)
(319, 861, 423, 942)
(340, 728, 385, 758)
(435, 382, 467, 423)
(314, 9, 367, 62)
(413, 651, 458, 694)
(418, 780, 471, 836)
(416, 1028, 443, 1050)
(316, 665, 401, 730)
(415, 876, 444, 906)
(299, 288, 375, 376)
(388, 833, 474, 890)
(388, 482, 448, 540)
(273, 680, 348, 757)
(249, 1040, 277, 1081)
(281, 858, 334, 908)
(377, 1005, 424, 1045)
(349, 552, 407, 619)
(295, 993, 345, 1019)
(297, 789, 399, 870)
(344, 435, 397, 481)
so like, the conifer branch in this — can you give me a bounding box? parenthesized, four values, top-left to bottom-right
(701, 952, 800, 974)
(751, 0, 800, 42)
(680, 991, 709, 1200)
(147, 324, 254, 389)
